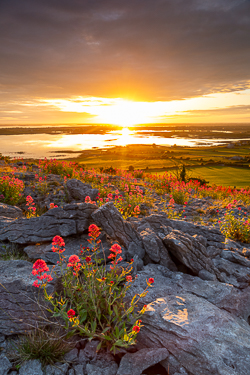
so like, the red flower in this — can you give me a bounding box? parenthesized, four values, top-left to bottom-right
(67, 255, 81, 272)
(132, 325, 140, 333)
(148, 278, 154, 284)
(85, 256, 92, 263)
(110, 244, 122, 254)
(32, 259, 49, 275)
(130, 258, 134, 263)
(110, 281, 114, 285)
(68, 255, 80, 264)
(67, 309, 76, 319)
(126, 275, 132, 282)
(88, 224, 100, 239)
(52, 235, 65, 253)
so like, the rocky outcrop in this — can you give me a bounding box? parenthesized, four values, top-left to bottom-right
(92, 203, 142, 249)
(24, 232, 113, 265)
(163, 229, 218, 276)
(1, 199, 250, 374)
(0, 203, 23, 219)
(117, 348, 169, 375)
(66, 179, 99, 202)
(130, 264, 250, 375)
(0, 260, 54, 335)
(0, 203, 97, 244)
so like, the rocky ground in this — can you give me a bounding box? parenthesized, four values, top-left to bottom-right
(0, 161, 250, 375)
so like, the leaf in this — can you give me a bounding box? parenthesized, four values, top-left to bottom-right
(104, 335, 112, 341)
(97, 341, 102, 351)
(80, 311, 87, 324)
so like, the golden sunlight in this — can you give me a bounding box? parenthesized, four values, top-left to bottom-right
(42, 89, 250, 126)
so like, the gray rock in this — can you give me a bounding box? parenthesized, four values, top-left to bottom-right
(129, 265, 250, 375)
(213, 256, 250, 288)
(73, 364, 86, 375)
(127, 242, 145, 259)
(92, 203, 142, 249)
(198, 269, 217, 281)
(0, 353, 12, 375)
(0, 203, 23, 219)
(78, 349, 88, 364)
(66, 179, 99, 202)
(163, 229, 217, 276)
(84, 340, 99, 359)
(117, 348, 169, 375)
(0, 203, 97, 244)
(138, 214, 225, 243)
(0, 260, 53, 335)
(45, 363, 69, 375)
(68, 370, 75, 375)
(161, 354, 188, 375)
(205, 245, 222, 258)
(24, 236, 84, 264)
(63, 348, 79, 363)
(86, 362, 118, 375)
(139, 228, 177, 270)
(19, 359, 43, 375)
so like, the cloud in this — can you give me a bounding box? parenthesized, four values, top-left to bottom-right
(0, 0, 250, 108)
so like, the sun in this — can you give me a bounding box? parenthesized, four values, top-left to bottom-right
(93, 100, 151, 126)
(118, 127, 134, 145)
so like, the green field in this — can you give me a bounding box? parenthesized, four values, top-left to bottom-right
(187, 166, 250, 188)
(153, 166, 250, 188)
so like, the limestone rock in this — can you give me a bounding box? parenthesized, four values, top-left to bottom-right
(139, 228, 177, 270)
(0, 203, 97, 244)
(19, 359, 44, 375)
(163, 229, 217, 276)
(0, 203, 23, 219)
(117, 348, 169, 375)
(92, 203, 142, 249)
(129, 265, 250, 375)
(66, 179, 99, 202)
(0, 260, 53, 335)
(0, 353, 12, 375)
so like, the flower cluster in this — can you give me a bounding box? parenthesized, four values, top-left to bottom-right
(31, 224, 154, 353)
(0, 175, 24, 205)
(108, 244, 123, 269)
(67, 255, 81, 275)
(32, 259, 53, 288)
(52, 235, 65, 253)
(26, 195, 36, 218)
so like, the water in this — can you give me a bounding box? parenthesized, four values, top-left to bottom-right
(0, 127, 249, 159)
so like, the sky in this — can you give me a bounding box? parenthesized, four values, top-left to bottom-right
(0, 0, 250, 126)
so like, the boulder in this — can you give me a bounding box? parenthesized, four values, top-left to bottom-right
(66, 179, 99, 202)
(0, 260, 53, 335)
(0, 353, 12, 375)
(0, 202, 23, 219)
(139, 228, 177, 271)
(163, 229, 218, 276)
(92, 203, 142, 249)
(19, 359, 44, 375)
(117, 348, 169, 375)
(23, 234, 109, 265)
(129, 265, 250, 375)
(0, 203, 97, 244)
